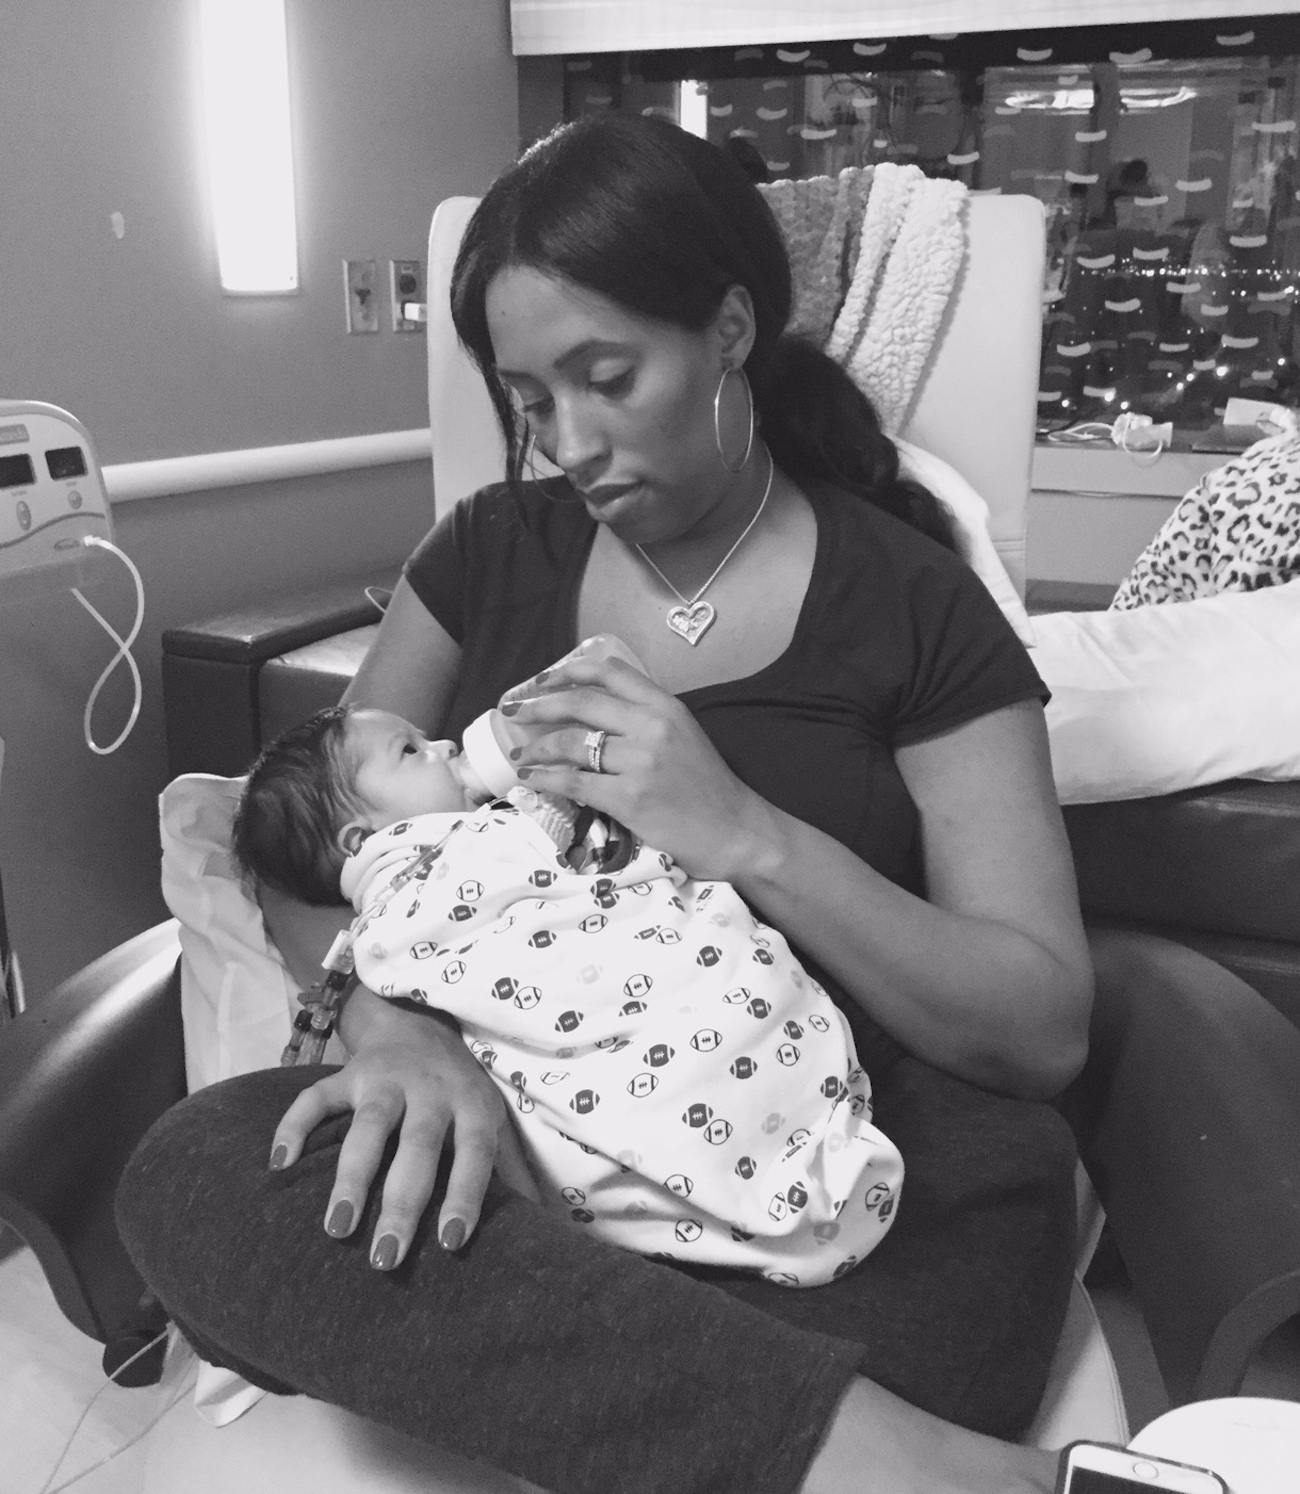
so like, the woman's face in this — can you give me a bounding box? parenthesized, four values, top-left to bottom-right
(485, 264, 751, 547)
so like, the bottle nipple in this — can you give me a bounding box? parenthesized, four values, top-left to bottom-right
(460, 710, 521, 800)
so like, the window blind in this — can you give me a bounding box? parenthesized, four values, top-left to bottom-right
(510, 2, 1298, 56)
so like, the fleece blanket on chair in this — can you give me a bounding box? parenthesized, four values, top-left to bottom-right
(759, 162, 967, 434)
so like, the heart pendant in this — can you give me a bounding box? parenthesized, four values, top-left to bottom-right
(666, 600, 716, 646)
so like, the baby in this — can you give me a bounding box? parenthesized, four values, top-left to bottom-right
(234, 702, 903, 1288)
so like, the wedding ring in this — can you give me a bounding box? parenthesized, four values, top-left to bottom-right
(585, 728, 609, 774)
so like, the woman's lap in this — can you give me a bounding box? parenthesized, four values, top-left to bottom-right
(115, 1058, 1075, 1494)
(703, 1055, 1078, 1438)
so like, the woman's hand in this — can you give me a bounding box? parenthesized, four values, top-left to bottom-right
(513, 666, 1090, 1098)
(500, 655, 772, 882)
(269, 988, 539, 1269)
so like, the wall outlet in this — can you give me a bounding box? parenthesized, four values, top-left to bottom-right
(389, 259, 425, 333)
(343, 259, 379, 334)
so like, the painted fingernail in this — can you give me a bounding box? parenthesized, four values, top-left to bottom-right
(516, 768, 534, 781)
(440, 1218, 467, 1252)
(535, 669, 550, 685)
(500, 702, 521, 717)
(268, 1144, 289, 1171)
(371, 1233, 400, 1271)
(326, 1200, 354, 1237)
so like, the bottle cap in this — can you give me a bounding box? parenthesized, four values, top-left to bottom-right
(461, 710, 519, 798)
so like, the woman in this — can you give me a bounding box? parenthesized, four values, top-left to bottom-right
(118, 115, 1092, 1494)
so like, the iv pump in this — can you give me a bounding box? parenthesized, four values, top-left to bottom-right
(0, 399, 143, 757)
(0, 400, 145, 1020)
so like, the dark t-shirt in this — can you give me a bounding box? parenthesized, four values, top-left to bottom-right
(407, 478, 1045, 886)
(405, 478, 1046, 1063)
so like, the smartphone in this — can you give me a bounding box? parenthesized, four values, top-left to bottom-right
(1056, 1441, 1227, 1494)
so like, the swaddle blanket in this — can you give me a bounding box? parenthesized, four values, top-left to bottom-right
(760, 163, 967, 434)
(1112, 433, 1300, 609)
(342, 798, 904, 1286)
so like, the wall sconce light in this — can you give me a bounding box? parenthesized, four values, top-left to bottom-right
(198, 0, 299, 294)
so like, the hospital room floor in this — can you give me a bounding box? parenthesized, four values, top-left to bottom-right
(2, 1223, 1299, 1494)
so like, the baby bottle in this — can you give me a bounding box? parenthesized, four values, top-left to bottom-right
(458, 634, 647, 800)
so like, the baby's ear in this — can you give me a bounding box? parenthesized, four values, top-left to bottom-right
(337, 819, 373, 858)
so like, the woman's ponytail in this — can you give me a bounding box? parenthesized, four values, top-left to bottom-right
(753, 336, 958, 554)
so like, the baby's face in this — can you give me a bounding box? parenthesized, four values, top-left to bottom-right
(346, 709, 478, 826)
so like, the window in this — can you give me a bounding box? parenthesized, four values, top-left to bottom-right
(563, 19, 1300, 449)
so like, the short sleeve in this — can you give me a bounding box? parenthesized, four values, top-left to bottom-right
(891, 548, 1048, 748)
(403, 504, 469, 643)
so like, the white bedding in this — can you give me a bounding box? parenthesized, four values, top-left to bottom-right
(1033, 580, 1300, 804)
(894, 437, 1036, 647)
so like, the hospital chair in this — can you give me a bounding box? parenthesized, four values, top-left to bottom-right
(4, 193, 1300, 1493)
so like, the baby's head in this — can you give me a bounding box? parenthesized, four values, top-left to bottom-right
(233, 704, 482, 905)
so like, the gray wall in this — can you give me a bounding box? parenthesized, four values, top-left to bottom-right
(0, 1, 519, 996)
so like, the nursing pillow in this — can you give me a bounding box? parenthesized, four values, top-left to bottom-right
(160, 773, 346, 1087)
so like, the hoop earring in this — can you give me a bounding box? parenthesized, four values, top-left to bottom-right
(713, 367, 755, 474)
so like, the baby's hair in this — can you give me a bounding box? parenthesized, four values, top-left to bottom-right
(233, 704, 362, 906)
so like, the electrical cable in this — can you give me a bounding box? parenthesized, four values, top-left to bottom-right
(35, 1326, 194, 1494)
(1045, 402, 1296, 464)
(1044, 412, 1172, 466)
(1243, 402, 1297, 438)
(71, 535, 144, 756)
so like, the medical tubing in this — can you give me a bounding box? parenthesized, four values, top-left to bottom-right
(36, 1326, 187, 1494)
(71, 535, 144, 756)
(44, 1378, 194, 1494)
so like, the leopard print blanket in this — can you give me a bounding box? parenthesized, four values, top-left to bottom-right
(1112, 432, 1300, 609)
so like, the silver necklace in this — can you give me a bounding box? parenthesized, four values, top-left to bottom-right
(633, 452, 775, 646)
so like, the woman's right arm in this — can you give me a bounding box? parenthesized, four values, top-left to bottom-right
(269, 574, 539, 1266)
(341, 573, 462, 732)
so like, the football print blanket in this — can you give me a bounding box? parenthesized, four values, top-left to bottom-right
(342, 798, 903, 1286)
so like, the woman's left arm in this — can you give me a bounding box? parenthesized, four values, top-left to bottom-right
(735, 698, 1093, 1100)
(508, 662, 1090, 1100)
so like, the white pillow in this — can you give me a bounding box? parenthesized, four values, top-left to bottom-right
(161, 773, 353, 1426)
(1032, 581, 1300, 804)
(894, 437, 1036, 647)
(160, 773, 346, 1091)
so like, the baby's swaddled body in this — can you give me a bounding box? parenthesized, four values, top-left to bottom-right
(343, 790, 903, 1286)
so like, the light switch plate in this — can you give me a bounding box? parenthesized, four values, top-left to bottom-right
(344, 259, 379, 334)
(389, 259, 425, 333)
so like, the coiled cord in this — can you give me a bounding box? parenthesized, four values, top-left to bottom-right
(71, 535, 143, 756)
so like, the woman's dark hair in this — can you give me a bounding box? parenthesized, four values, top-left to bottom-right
(723, 134, 769, 184)
(449, 113, 956, 552)
(233, 705, 360, 907)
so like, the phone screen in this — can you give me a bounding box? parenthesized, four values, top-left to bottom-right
(1070, 1475, 1152, 1494)
(1069, 1464, 1219, 1488)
